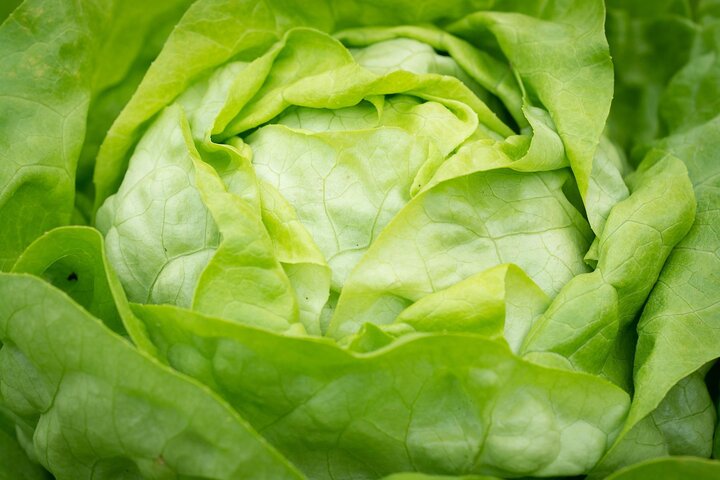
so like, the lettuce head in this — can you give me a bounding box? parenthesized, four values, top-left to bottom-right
(1, 0, 720, 479)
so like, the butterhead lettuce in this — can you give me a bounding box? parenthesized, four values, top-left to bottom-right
(0, 0, 719, 479)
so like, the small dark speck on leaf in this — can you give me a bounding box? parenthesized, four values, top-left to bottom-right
(67, 272, 78, 282)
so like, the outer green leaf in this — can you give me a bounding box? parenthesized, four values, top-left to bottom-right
(522, 154, 696, 388)
(605, 141, 720, 463)
(0, 0, 193, 270)
(12, 227, 123, 334)
(605, 0, 698, 152)
(10, 226, 156, 354)
(74, 0, 196, 192)
(660, 51, 720, 134)
(596, 10, 720, 472)
(0, 273, 304, 480)
(590, 371, 715, 478)
(133, 303, 630, 479)
(0, 0, 93, 270)
(604, 457, 720, 480)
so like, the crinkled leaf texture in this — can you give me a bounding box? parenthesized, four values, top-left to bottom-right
(133, 303, 629, 478)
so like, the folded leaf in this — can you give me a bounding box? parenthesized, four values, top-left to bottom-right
(0, 273, 304, 479)
(393, 263, 549, 352)
(330, 168, 592, 339)
(522, 154, 696, 388)
(133, 303, 630, 478)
